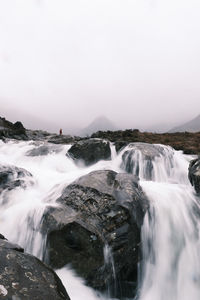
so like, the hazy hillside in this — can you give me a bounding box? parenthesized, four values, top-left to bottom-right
(169, 114, 200, 132)
(80, 116, 117, 136)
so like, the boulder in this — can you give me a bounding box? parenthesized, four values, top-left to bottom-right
(121, 142, 165, 180)
(67, 139, 111, 166)
(0, 234, 70, 299)
(188, 157, 200, 194)
(0, 164, 33, 195)
(42, 170, 148, 298)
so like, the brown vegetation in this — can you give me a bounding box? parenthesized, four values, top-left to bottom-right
(91, 129, 200, 155)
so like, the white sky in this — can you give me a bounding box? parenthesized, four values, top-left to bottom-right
(0, 0, 200, 132)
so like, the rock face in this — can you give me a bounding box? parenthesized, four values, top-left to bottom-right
(0, 234, 70, 300)
(0, 164, 33, 194)
(0, 117, 27, 140)
(121, 143, 165, 180)
(42, 170, 149, 298)
(67, 139, 111, 166)
(188, 157, 200, 194)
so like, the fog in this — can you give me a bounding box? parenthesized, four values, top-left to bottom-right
(0, 0, 200, 133)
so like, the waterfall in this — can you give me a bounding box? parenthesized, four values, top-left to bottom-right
(103, 244, 117, 297)
(0, 139, 199, 300)
(121, 143, 200, 300)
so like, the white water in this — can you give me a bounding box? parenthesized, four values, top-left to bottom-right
(0, 139, 199, 300)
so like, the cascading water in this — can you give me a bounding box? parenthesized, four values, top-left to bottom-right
(0, 139, 121, 300)
(103, 244, 117, 297)
(121, 143, 200, 300)
(0, 139, 199, 300)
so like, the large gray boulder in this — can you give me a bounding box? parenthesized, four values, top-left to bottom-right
(67, 139, 111, 166)
(188, 157, 200, 194)
(0, 234, 70, 299)
(42, 170, 148, 298)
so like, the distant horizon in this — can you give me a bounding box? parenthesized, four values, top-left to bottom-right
(1, 110, 199, 136)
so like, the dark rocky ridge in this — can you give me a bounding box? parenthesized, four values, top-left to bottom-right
(42, 170, 149, 298)
(0, 234, 70, 299)
(0, 117, 27, 140)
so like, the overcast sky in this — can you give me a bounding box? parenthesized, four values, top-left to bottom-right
(0, 0, 200, 133)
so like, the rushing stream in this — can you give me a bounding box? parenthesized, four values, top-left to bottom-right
(0, 139, 199, 300)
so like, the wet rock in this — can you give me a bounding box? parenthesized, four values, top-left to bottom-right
(114, 141, 129, 153)
(0, 236, 70, 299)
(67, 139, 111, 166)
(189, 157, 200, 194)
(0, 164, 33, 195)
(121, 142, 165, 180)
(0, 234, 6, 240)
(42, 170, 148, 298)
(0, 237, 24, 253)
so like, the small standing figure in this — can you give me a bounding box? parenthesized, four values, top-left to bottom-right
(59, 128, 63, 135)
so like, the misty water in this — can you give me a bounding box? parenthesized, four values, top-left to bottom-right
(0, 139, 199, 300)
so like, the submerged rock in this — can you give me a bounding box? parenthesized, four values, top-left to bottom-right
(67, 139, 111, 166)
(26, 144, 62, 156)
(42, 170, 148, 298)
(0, 164, 33, 195)
(0, 234, 70, 300)
(189, 157, 200, 194)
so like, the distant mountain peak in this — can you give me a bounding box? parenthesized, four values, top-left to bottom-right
(80, 116, 117, 136)
(169, 114, 200, 133)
